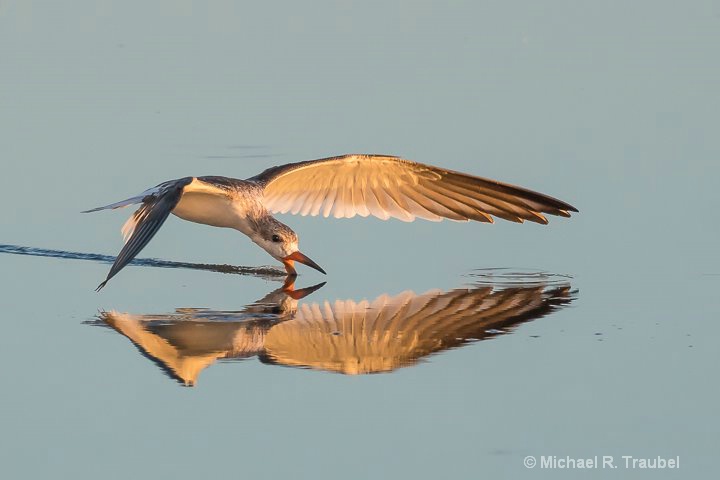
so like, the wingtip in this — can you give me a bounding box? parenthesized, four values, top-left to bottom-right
(557, 206, 579, 217)
(95, 280, 108, 292)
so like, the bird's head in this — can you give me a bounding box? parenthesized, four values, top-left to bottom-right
(251, 217, 326, 276)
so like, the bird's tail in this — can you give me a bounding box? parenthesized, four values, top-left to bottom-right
(81, 186, 161, 213)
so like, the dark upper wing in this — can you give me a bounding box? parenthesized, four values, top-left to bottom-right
(248, 154, 578, 224)
(96, 178, 192, 291)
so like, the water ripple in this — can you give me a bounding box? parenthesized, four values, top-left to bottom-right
(466, 267, 573, 286)
(0, 243, 285, 279)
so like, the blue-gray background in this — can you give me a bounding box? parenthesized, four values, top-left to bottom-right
(0, 1, 717, 478)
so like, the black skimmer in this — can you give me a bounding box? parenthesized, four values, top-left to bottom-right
(84, 154, 577, 290)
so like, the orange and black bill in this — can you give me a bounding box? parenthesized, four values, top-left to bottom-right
(283, 251, 326, 275)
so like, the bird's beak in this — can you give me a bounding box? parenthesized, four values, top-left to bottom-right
(283, 251, 326, 275)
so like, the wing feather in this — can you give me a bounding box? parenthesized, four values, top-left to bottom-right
(333, 175, 352, 219)
(321, 172, 338, 218)
(431, 181, 527, 223)
(398, 185, 458, 221)
(369, 186, 393, 220)
(95, 178, 192, 291)
(352, 176, 370, 217)
(289, 188, 312, 215)
(300, 185, 323, 216)
(379, 185, 415, 222)
(404, 184, 491, 222)
(444, 172, 567, 218)
(251, 154, 577, 224)
(364, 187, 390, 220)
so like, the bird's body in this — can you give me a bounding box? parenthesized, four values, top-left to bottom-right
(169, 177, 262, 232)
(85, 154, 578, 289)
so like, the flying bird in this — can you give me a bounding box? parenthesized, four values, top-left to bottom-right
(84, 154, 578, 290)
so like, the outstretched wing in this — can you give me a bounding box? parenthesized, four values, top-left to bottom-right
(249, 154, 578, 223)
(92, 178, 193, 291)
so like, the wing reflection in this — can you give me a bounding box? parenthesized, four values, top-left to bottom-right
(92, 279, 576, 386)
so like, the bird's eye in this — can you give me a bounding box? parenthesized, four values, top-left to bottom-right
(271, 234, 281, 243)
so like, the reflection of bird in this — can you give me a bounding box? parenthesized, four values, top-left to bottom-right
(84, 154, 578, 289)
(97, 279, 323, 386)
(94, 280, 576, 386)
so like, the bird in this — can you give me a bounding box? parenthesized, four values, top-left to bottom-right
(84, 154, 578, 290)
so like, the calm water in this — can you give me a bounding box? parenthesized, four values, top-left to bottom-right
(1, 1, 718, 478)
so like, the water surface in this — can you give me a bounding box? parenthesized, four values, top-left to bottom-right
(1, 1, 718, 478)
